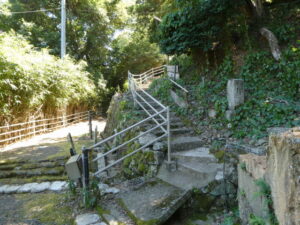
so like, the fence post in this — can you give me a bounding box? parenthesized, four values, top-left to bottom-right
(167, 107, 171, 164)
(94, 126, 98, 144)
(88, 111, 93, 139)
(82, 146, 89, 189)
(67, 133, 75, 153)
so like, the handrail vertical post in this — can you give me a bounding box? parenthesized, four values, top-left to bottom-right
(167, 107, 171, 163)
(82, 146, 89, 189)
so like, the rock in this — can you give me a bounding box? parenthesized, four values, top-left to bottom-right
(215, 171, 224, 181)
(255, 138, 266, 146)
(75, 213, 101, 225)
(138, 133, 157, 146)
(154, 151, 164, 165)
(49, 181, 67, 191)
(170, 90, 188, 108)
(105, 188, 120, 194)
(239, 154, 267, 180)
(98, 183, 119, 195)
(98, 183, 109, 191)
(238, 156, 269, 224)
(227, 123, 232, 129)
(0, 185, 9, 194)
(227, 79, 244, 110)
(31, 182, 51, 193)
(153, 142, 164, 151)
(266, 128, 300, 225)
(208, 109, 217, 119)
(18, 183, 40, 193)
(225, 110, 235, 120)
(3, 185, 21, 194)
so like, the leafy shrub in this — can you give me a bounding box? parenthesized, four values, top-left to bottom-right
(0, 31, 96, 123)
(156, 0, 246, 55)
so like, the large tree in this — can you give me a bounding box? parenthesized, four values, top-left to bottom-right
(0, 0, 125, 81)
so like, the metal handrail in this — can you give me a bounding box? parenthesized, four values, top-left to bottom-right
(86, 65, 171, 180)
(168, 78, 189, 94)
(88, 109, 166, 150)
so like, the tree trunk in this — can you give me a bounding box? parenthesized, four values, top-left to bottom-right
(260, 27, 281, 61)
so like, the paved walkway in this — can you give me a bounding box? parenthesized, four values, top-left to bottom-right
(0, 119, 106, 225)
(1, 120, 106, 152)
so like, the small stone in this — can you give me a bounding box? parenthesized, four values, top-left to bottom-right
(49, 181, 67, 191)
(208, 109, 217, 119)
(3, 185, 21, 194)
(153, 142, 164, 151)
(104, 187, 120, 194)
(227, 123, 232, 129)
(98, 183, 109, 191)
(256, 138, 267, 146)
(138, 133, 157, 146)
(75, 213, 101, 225)
(215, 171, 224, 181)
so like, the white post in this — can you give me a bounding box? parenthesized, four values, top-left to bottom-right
(61, 0, 66, 59)
(167, 107, 171, 163)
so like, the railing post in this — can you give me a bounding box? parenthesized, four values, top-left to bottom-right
(167, 107, 171, 163)
(82, 146, 89, 189)
(88, 111, 93, 139)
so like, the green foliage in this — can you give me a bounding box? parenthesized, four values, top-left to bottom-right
(81, 178, 101, 209)
(239, 162, 247, 171)
(249, 214, 266, 225)
(156, 0, 246, 55)
(0, 31, 96, 122)
(122, 138, 155, 178)
(221, 209, 240, 225)
(104, 32, 165, 90)
(254, 179, 279, 225)
(68, 180, 77, 196)
(149, 77, 172, 102)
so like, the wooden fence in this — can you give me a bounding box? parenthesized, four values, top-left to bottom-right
(0, 111, 91, 147)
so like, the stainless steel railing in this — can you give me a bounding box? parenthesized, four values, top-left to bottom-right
(86, 65, 170, 181)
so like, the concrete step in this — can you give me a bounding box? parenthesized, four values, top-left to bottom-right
(153, 127, 192, 136)
(170, 136, 204, 152)
(116, 178, 191, 224)
(157, 161, 222, 190)
(172, 148, 218, 164)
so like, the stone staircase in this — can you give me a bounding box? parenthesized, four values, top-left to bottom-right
(97, 89, 224, 224)
(132, 90, 223, 190)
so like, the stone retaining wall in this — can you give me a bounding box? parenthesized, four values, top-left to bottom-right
(238, 128, 300, 225)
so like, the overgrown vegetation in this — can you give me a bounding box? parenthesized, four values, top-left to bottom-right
(0, 31, 96, 124)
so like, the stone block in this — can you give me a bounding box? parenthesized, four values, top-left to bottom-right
(266, 128, 300, 225)
(208, 109, 217, 119)
(75, 213, 101, 225)
(227, 79, 244, 110)
(166, 65, 180, 80)
(225, 110, 235, 120)
(238, 166, 269, 224)
(170, 90, 188, 108)
(239, 154, 267, 180)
